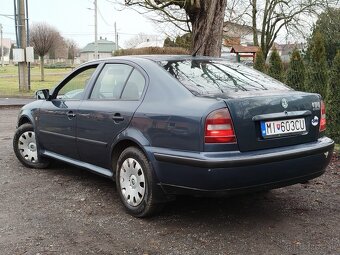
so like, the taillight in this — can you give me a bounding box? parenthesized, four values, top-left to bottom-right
(205, 108, 236, 143)
(319, 100, 326, 132)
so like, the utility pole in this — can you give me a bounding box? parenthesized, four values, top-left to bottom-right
(0, 24, 3, 67)
(25, 0, 30, 90)
(116, 33, 119, 51)
(94, 0, 98, 59)
(17, 0, 28, 91)
(114, 22, 119, 51)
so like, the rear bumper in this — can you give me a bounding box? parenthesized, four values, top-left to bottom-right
(160, 171, 325, 197)
(148, 137, 334, 195)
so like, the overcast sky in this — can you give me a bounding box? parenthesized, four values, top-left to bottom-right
(0, 0, 163, 48)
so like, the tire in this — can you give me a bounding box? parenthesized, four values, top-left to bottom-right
(13, 123, 50, 169)
(116, 147, 164, 217)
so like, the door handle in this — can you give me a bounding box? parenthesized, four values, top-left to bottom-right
(112, 113, 124, 122)
(67, 111, 76, 118)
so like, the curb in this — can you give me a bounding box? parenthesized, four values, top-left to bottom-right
(0, 104, 25, 108)
(0, 98, 34, 108)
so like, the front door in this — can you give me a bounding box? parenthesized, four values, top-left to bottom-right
(38, 65, 98, 159)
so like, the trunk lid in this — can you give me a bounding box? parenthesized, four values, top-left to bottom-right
(223, 91, 322, 152)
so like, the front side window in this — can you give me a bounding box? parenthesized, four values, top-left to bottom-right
(90, 64, 133, 100)
(57, 66, 97, 100)
(159, 60, 290, 95)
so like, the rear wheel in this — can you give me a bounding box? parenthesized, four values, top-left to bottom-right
(116, 147, 164, 217)
(13, 123, 50, 169)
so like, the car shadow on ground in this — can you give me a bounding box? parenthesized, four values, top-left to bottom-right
(41, 160, 293, 224)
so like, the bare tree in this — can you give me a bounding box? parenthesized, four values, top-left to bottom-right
(49, 34, 68, 60)
(225, 0, 251, 24)
(0, 47, 9, 58)
(221, 0, 340, 59)
(125, 0, 228, 57)
(30, 23, 60, 81)
(248, 0, 339, 59)
(65, 39, 79, 65)
(124, 33, 159, 48)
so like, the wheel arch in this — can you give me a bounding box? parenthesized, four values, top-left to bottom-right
(18, 115, 33, 127)
(110, 128, 152, 175)
(111, 132, 168, 211)
(112, 140, 135, 166)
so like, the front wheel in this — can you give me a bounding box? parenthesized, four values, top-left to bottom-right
(116, 147, 164, 217)
(13, 123, 50, 169)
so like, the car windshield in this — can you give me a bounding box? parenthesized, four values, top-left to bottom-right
(159, 60, 290, 95)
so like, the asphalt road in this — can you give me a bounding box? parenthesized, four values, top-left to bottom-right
(0, 107, 339, 255)
(0, 98, 34, 107)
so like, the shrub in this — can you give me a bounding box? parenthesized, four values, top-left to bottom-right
(268, 48, 284, 81)
(45, 62, 72, 69)
(305, 31, 328, 99)
(326, 50, 340, 143)
(164, 37, 176, 47)
(286, 48, 306, 91)
(254, 48, 266, 73)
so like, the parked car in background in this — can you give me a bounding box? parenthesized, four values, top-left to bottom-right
(13, 55, 334, 217)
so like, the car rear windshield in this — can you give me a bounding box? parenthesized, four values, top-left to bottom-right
(159, 60, 290, 95)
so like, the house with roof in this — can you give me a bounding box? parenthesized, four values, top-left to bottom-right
(0, 38, 15, 64)
(230, 45, 260, 64)
(80, 37, 119, 62)
(223, 21, 261, 47)
(269, 42, 306, 62)
(221, 21, 262, 62)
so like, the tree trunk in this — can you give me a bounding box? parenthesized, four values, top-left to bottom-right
(40, 55, 45, 81)
(262, 40, 274, 60)
(251, 0, 259, 46)
(189, 0, 227, 57)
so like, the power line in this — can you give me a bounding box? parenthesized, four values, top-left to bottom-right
(5, 30, 160, 38)
(97, 5, 114, 27)
(104, 0, 120, 4)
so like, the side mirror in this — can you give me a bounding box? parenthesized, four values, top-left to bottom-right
(35, 89, 50, 100)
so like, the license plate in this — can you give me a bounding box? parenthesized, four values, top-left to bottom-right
(261, 118, 306, 138)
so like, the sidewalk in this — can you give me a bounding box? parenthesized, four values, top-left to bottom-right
(0, 98, 34, 107)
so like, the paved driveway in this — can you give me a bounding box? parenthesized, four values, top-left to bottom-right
(0, 108, 339, 255)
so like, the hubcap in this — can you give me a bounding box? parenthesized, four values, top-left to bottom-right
(119, 158, 146, 207)
(18, 131, 38, 163)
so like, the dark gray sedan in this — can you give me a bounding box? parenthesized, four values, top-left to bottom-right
(13, 55, 334, 217)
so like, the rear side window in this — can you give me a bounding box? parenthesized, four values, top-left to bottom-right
(121, 69, 146, 100)
(90, 64, 133, 99)
(159, 60, 290, 95)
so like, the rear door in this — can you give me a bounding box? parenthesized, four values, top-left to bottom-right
(38, 65, 98, 159)
(76, 63, 147, 168)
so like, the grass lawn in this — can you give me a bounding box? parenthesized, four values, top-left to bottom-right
(0, 65, 72, 97)
(0, 65, 71, 76)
